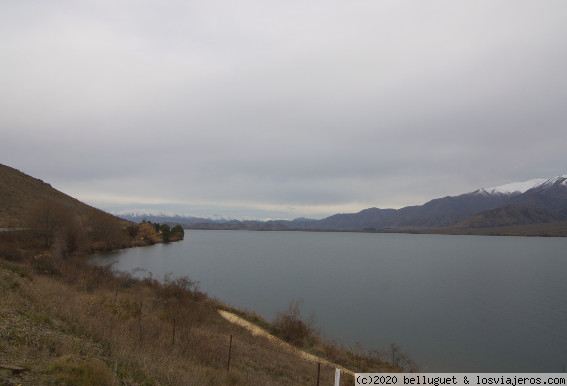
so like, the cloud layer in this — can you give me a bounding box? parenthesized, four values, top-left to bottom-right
(2, 1, 566, 219)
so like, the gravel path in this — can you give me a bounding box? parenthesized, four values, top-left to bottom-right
(218, 310, 354, 376)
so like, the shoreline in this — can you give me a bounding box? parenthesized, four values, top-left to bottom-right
(184, 223, 567, 237)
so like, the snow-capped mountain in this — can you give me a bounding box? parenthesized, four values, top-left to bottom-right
(525, 175, 567, 194)
(110, 209, 277, 224)
(112, 176, 567, 230)
(472, 175, 567, 197)
(363, 174, 567, 230)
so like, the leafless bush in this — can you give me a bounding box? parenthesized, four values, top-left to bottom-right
(86, 210, 128, 250)
(31, 255, 61, 275)
(24, 199, 74, 248)
(158, 272, 202, 301)
(390, 342, 422, 372)
(272, 299, 319, 348)
(0, 244, 23, 261)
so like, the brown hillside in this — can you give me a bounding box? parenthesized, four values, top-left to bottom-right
(0, 163, 117, 228)
(452, 204, 567, 229)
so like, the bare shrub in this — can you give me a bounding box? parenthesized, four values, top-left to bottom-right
(0, 244, 23, 261)
(86, 210, 127, 250)
(272, 299, 319, 348)
(158, 273, 202, 302)
(389, 342, 422, 372)
(31, 255, 61, 276)
(126, 224, 139, 238)
(24, 199, 74, 247)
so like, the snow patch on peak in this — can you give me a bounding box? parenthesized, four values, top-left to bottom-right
(472, 178, 547, 196)
(472, 175, 567, 197)
(111, 209, 194, 218)
(110, 209, 279, 222)
(527, 175, 567, 191)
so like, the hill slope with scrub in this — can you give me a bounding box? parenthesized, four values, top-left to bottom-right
(0, 163, 105, 229)
(0, 239, 412, 386)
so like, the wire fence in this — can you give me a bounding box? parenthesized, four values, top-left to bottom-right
(199, 322, 353, 386)
(172, 318, 355, 386)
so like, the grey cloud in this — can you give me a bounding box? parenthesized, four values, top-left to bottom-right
(1, 1, 567, 218)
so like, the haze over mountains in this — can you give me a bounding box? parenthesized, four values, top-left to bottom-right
(113, 175, 567, 231)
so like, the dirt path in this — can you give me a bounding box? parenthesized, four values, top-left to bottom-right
(218, 310, 354, 376)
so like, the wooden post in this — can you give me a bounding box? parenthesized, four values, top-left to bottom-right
(115, 288, 118, 303)
(227, 335, 233, 373)
(139, 301, 143, 342)
(172, 319, 176, 345)
(316, 363, 320, 386)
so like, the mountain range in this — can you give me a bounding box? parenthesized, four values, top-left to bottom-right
(170, 175, 567, 231)
(109, 209, 287, 225)
(355, 175, 567, 230)
(1, 161, 565, 233)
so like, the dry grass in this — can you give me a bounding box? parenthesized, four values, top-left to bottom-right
(0, 236, 410, 385)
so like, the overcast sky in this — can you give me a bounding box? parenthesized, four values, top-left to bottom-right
(1, 1, 566, 219)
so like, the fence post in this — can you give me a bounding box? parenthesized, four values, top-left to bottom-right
(316, 363, 320, 386)
(227, 335, 233, 373)
(139, 301, 143, 342)
(172, 319, 176, 345)
(335, 368, 341, 386)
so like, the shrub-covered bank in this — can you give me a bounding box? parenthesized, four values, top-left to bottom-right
(0, 229, 417, 385)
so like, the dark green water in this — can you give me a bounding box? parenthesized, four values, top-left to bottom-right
(93, 230, 567, 372)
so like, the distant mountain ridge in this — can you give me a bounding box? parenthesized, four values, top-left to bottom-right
(363, 175, 567, 230)
(111, 209, 292, 225)
(115, 175, 567, 231)
(2, 161, 564, 232)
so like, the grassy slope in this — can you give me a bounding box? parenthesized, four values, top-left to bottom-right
(0, 237, 404, 386)
(0, 163, 124, 229)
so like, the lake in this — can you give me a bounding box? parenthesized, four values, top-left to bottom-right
(92, 230, 567, 372)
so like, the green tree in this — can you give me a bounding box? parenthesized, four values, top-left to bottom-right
(171, 225, 184, 235)
(160, 224, 171, 242)
(170, 224, 184, 241)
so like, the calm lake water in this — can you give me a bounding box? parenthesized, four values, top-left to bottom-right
(92, 230, 567, 372)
